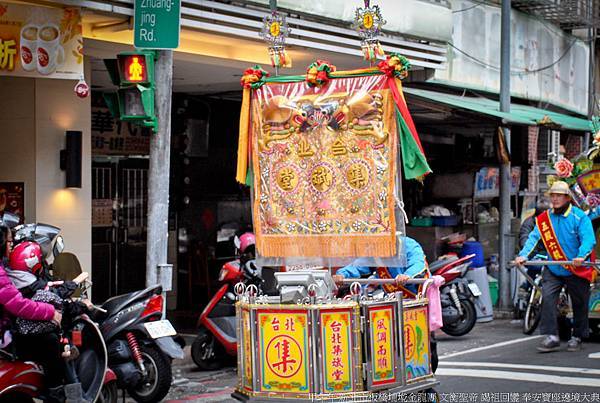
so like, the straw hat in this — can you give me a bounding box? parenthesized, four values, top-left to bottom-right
(546, 180, 571, 196)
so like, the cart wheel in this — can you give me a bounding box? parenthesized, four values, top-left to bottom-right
(423, 388, 440, 403)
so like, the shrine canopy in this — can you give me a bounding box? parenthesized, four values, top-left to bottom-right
(236, 57, 431, 267)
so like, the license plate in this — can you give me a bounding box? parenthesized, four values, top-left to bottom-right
(144, 320, 177, 339)
(468, 283, 482, 297)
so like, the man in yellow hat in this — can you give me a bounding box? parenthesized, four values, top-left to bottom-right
(516, 180, 596, 352)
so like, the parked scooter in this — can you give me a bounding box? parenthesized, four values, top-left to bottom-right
(429, 254, 479, 336)
(94, 284, 184, 402)
(191, 232, 263, 370)
(12, 222, 184, 402)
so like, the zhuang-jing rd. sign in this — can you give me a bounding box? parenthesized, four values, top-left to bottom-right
(134, 0, 181, 49)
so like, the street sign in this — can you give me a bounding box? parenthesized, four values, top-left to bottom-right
(134, 0, 181, 49)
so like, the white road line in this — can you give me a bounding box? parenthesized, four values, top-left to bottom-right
(439, 361, 600, 375)
(589, 352, 600, 359)
(439, 335, 543, 360)
(436, 368, 600, 388)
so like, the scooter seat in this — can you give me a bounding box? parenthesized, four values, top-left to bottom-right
(429, 256, 459, 273)
(102, 285, 162, 314)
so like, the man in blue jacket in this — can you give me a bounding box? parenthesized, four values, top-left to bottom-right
(516, 181, 596, 353)
(332, 236, 429, 297)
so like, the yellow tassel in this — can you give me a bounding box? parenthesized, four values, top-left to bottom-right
(236, 88, 251, 184)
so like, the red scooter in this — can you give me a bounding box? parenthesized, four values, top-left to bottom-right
(0, 312, 117, 403)
(191, 233, 263, 370)
(429, 254, 480, 336)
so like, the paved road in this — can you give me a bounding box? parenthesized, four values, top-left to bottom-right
(153, 319, 600, 402)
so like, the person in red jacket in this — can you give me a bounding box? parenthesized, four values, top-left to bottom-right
(0, 224, 64, 401)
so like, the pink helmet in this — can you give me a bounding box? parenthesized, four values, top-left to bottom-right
(9, 241, 43, 275)
(238, 232, 256, 254)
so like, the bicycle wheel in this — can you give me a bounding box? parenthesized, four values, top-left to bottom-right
(523, 287, 542, 335)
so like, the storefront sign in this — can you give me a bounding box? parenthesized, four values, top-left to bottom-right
(0, 182, 24, 222)
(134, 0, 181, 49)
(92, 104, 150, 156)
(256, 309, 311, 395)
(403, 304, 431, 382)
(318, 308, 354, 393)
(474, 167, 521, 199)
(367, 304, 397, 387)
(0, 3, 83, 79)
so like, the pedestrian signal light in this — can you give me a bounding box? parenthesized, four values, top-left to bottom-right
(103, 51, 156, 130)
(120, 54, 150, 84)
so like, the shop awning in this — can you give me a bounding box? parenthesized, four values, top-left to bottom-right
(403, 87, 591, 131)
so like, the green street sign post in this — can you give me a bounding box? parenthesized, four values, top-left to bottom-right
(134, 0, 181, 49)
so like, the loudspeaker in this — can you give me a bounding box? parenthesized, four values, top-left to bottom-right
(60, 131, 82, 188)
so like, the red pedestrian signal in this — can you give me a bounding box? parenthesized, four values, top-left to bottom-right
(122, 55, 148, 83)
(103, 51, 156, 129)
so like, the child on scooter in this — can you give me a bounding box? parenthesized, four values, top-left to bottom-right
(5, 241, 92, 403)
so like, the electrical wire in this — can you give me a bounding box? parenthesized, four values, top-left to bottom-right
(452, 0, 491, 14)
(448, 41, 578, 75)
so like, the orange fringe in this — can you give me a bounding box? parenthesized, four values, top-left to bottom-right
(256, 235, 397, 258)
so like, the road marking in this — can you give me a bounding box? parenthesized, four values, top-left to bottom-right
(439, 335, 543, 360)
(167, 387, 235, 402)
(589, 352, 600, 359)
(439, 361, 600, 375)
(436, 368, 600, 387)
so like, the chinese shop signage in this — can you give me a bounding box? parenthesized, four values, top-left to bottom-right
(92, 104, 150, 156)
(0, 2, 83, 79)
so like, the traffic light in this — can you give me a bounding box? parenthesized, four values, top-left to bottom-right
(103, 51, 157, 130)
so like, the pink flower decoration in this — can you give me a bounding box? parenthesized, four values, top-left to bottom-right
(554, 158, 574, 178)
(587, 193, 600, 208)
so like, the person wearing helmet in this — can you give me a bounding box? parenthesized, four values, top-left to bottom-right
(237, 232, 256, 265)
(0, 224, 65, 402)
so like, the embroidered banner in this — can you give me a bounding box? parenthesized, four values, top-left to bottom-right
(250, 75, 397, 258)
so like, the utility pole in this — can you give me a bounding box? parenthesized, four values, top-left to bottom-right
(498, 0, 512, 309)
(146, 49, 173, 287)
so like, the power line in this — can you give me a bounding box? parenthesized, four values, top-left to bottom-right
(448, 41, 578, 75)
(452, 0, 490, 14)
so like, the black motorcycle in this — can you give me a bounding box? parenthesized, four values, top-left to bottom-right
(94, 285, 184, 403)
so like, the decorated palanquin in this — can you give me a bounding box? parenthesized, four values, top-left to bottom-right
(233, 291, 436, 401)
(232, 57, 437, 402)
(236, 57, 431, 265)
